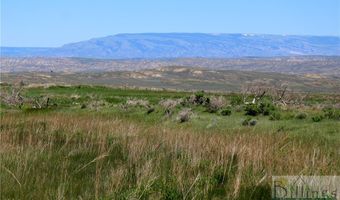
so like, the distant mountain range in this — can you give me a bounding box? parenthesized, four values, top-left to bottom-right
(1, 33, 340, 59)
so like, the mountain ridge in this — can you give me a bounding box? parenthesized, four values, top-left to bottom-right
(1, 33, 340, 59)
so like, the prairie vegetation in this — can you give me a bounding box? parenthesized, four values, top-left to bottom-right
(1, 85, 339, 199)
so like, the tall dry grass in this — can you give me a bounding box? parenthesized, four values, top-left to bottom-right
(0, 112, 338, 199)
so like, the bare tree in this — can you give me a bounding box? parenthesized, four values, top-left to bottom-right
(0, 82, 25, 108)
(241, 81, 307, 106)
(241, 81, 270, 104)
(1, 81, 52, 109)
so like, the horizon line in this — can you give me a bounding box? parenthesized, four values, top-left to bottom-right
(1, 32, 340, 48)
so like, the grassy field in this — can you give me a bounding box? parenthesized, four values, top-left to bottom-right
(1, 85, 339, 199)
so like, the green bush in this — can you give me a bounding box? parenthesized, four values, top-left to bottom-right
(258, 100, 276, 116)
(249, 120, 257, 126)
(206, 104, 219, 113)
(235, 105, 243, 112)
(323, 107, 340, 120)
(312, 115, 324, 122)
(244, 100, 276, 116)
(184, 91, 210, 107)
(242, 117, 251, 126)
(269, 112, 281, 121)
(244, 104, 260, 116)
(282, 112, 295, 120)
(194, 91, 209, 105)
(230, 95, 243, 105)
(220, 109, 232, 116)
(295, 112, 307, 120)
(146, 107, 155, 114)
(241, 117, 256, 126)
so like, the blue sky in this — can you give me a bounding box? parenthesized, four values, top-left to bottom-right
(1, 0, 339, 47)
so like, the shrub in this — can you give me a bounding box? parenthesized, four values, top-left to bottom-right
(164, 108, 172, 117)
(126, 98, 149, 108)
(159, 99, 183, 117)
(88, 100, 106, 110)
(206, 96, 226, 113)
(282, 112, 295, 120)
(220, 109, 232, 116)
(323, 107, 340, 120)
(177, 108, 192, 123)
(269, 112, 281, 121)
(146, 107, 155, 114)
(295, 112, 307, 120)
(194, 91, 207, 104)
(230, 95, 243, 105)
(80, 104, 87, 109)
(258, 100, 276, 116)
(235, 105, 243, 112)
(312, 115, 324, 122)
(242, 117, 252, 126)
(242, 117, 257, 126)
(249, 120, 257, 126)
(187, 91, 210, 105)
(244, 100, 276, 116)
(244, 104, 260, 116)
(159, 99, 182, 110)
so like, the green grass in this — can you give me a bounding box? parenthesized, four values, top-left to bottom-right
(1, 85, 339, 199)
